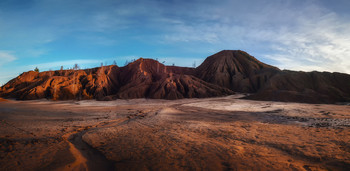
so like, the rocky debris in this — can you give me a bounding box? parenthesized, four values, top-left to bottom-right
(262, 113, 350, 128)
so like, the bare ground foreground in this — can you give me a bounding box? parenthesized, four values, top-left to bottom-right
(0, 95, 349, 171)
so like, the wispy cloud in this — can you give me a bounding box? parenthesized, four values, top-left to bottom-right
(0, 51, 16, 66)
(260, 8, 350, 73)
(155, 0, 350, 73)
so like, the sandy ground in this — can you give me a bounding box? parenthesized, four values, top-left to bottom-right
(0, 95, 349, 171)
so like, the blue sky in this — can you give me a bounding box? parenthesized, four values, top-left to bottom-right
(1, 0, 350, 85)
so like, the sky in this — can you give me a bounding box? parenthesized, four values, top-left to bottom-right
(1, 0, 350, 85)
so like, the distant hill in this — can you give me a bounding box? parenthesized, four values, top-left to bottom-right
(1, 50, 349, 103)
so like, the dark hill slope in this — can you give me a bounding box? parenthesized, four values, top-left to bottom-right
(194, 50, 350, 104)
(246, 70, 350, 103)
(195, 50, 280, 92)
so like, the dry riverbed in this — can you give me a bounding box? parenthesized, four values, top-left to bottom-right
(0, 95, 349, 170)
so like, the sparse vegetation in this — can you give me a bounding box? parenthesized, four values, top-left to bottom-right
(73, 64, 80, 70)
(124, 60, 130, 66)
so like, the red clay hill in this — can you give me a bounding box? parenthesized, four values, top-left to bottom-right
(0, 58, 232, 100)
(1, 50, 350, 103)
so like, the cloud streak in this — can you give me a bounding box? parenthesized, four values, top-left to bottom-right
(0, 51, 16, 66)
(261, 8, 350, 73)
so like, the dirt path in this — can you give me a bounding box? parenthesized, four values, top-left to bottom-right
(56, 128, 89, 171)
(67, 130, 115, 171)
(58, 118, 128, 171)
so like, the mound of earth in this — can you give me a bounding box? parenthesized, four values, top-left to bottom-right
(195, 50, 280, 92)
(194, 50, 350, 104)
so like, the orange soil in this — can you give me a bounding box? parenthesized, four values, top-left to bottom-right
(0, 95, 349, 170)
